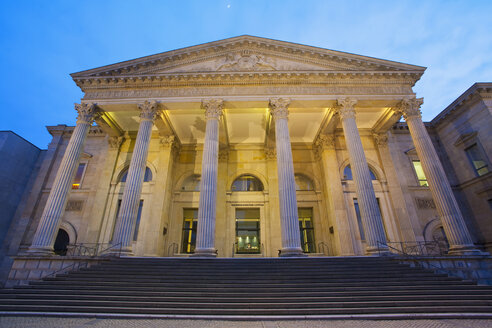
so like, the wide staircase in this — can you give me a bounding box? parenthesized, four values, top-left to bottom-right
(1, 257, 492, 319)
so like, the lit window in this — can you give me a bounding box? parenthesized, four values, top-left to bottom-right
(465, 144, 489, 176)
(343, 165, 377, 180)
(181, 208, 198, 253)
(232, 175, 263, 191)
(120, 167, 153, 183)
(412, 160, 428, 186)
(72, 163, 87, 189)
(295, 174, 314, 191)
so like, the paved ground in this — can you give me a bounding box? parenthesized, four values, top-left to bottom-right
(1, 317, 492, 328)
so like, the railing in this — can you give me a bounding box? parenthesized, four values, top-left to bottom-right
(65, 242, 123, 257)
(167, 243, 178, 257)
(378, 241, 449, 256)
(42, 261, 90, 280)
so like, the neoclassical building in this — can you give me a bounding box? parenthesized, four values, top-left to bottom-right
(4, 36, 492, 268)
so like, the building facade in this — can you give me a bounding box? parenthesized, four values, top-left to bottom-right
(3, 36, 492, 270)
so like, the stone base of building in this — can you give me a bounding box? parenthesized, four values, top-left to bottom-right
(5, 256, 109, 288)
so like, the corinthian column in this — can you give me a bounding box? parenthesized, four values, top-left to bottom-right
(193, 99, 223, 257)
(28, 103, 99, 255)
(112, 101, 158, 255)
(336, 98, 389, 255)
(269, 98, 305, 257)
(397, 98, 482, 255)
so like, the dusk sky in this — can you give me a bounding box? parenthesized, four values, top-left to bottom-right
(1, 0, 491, 148)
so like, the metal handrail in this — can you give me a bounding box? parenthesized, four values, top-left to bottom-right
(65, 242, 123, 257)
(378, 241, 448, 256)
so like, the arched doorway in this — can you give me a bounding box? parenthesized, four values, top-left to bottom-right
(54, 229, 70, 256)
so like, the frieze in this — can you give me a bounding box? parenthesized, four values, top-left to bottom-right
(83, 85, 413, 100)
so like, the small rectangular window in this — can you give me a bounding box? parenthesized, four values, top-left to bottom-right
(72, 163, 87, 189)
(465, 144, 489, 177)
(412, 160, 428, 186)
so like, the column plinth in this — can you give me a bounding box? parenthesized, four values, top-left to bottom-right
(397, 98, 484, 256)
(336, 98, 389, 255)
(28, 103, 99, 255)
(111, 101, 158, 255)
(269, 98, 305, 257)
(192, 99, 223, 257)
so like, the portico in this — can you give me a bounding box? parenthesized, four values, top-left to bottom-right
(23, 36, 483, 258)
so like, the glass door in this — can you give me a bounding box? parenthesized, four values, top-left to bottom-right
(235, 208, 260, 254)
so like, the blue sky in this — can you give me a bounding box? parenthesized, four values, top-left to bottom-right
(0, 0, 491, 148)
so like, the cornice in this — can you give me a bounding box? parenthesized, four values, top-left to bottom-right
(71, 35, 426, 79)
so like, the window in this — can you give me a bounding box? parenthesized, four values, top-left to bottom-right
(465, 144, 489, 176)
(181, 175, 201, 191)
(181, 208, 198, 253)
(343, 165, 377, 180)
(111, 199, 144, 242)
(295, 174, 314, 191)
(120, 167, 153, 183)
(235, 208, 261, 254)
(232, 175, 263, 191)
(72, 163, 87, 189)
(412, 160, 428, 186)
(298, 208, 315, 253)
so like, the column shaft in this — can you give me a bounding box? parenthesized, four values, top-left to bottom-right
(112, 101, 157, 254)
(337, 98, 388, 255)
(399, 98, 481, 255)
(269, 98, 304, 257)
(28, 103, 98, 254)
(193, 99, 223, 257)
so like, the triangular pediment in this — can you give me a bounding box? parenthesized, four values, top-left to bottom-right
(72, 35, 425, 78)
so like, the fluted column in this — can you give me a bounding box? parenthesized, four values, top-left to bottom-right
(112, 101, 158, 255)
(193, 99, 223, 257)
(269, 98, 305, 257)
(397, 98, 482, 255)
(336, 98, 389, 255)
(28, 103, 99, 255)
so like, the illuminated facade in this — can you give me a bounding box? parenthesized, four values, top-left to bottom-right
(3, 37, 492, 269)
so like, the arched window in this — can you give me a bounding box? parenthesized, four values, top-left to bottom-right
(120, 167, 153, 183)
(182, 174, 201, 191)
(343, 165, 377, 180)
(232, 175, 264, 191)
(295, 174, 314, 191)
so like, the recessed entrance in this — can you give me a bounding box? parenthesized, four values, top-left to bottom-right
(235, 208, 260, 254)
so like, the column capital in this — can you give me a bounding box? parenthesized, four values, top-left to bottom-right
(202, 99, 224, 119)
(396, 97, 424, 120)
(335, 98, 357, 120)
(314, 134, 336, 151)
(75, 103, 99, 124)
(159, 135, 175, 148)
(108, 136, 125, 149)
(138, 100, 159, 121)
(269, 98, 291, 119)
(372, 133, 388, 146)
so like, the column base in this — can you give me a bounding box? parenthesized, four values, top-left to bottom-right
(279, 247, 307, 257)
(191, 248, 217, 258)
(448, 244, 489, 256)
(25, 246, 55, 257)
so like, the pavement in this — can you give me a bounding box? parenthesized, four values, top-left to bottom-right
(1, 317, 492, 328)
